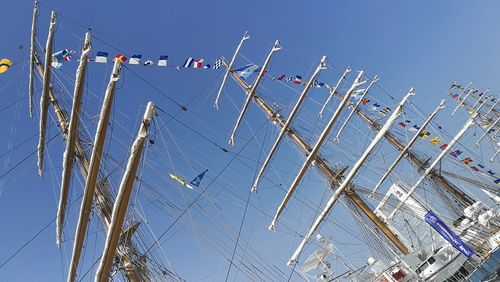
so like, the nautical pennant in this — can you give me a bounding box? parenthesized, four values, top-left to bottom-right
(193, 58, 204, 69)
(114, 54, 127, 63)
(52, 49, 75, 69)
(398, 120, 411, 127)
(462, 157, 473, 165)
(234, 64, 261, 79)
(429, 136, 441, 144)
(189, 169, 208, 187)
(419, 130, 430, 140)
(183, 57, 194, 68)
(409, 125, 420, 132)
(129, 54, 142, 65)
(379, 107, 391, 116)
(293, 75, 302, 85)
(95, 51, 108, 63)
(158, 55, 168, 66)
(312, 80, 325, 88)
(450, 150, 463, 158)
(213, 59, 222, 69)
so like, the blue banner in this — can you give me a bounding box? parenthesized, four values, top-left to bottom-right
(424, 210, 474, 258)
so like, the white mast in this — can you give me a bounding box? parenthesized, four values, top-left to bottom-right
(491, 147, 500, 162)
(484, 99, 498, 118)
(228, 40, 281, 146)
(251, 56, 327, 192)
(56, 32, 91, 247)
(318, 67, 351, 118)
(370, 99, 445, 195)
(95, 102, 155, 282)
(28, 0, 38, 118)
(335, 75, 379, 141)
(214, 31, 250, 109)
(37, 10, 56, 176)
(269, 71, 365, 231)
(288, 89, 414, 265)
(67, 57, 124, 282)
(389, 113, 478, 219)
(451, 87, 473, 117)
(476, 116, 500, 147)
(225, 64, 409, 254)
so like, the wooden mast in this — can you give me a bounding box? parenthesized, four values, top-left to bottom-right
(288, 89, 414, 265)
(224, 64, 409, 255)
(28, 0, 38, 118)
(95, 102, 155, 282)
(37, 10, 56, 176)
(67, 56, 125, 282)
(57, 32, 91, 247)
(33, 54, 148, 281)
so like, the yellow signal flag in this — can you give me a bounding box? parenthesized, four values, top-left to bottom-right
(0, 58, 12, 74)
(429, 136, 441, 144)
(169, 173, 193, 189)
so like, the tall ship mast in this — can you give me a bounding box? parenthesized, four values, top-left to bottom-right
(0, 2, 499, 281)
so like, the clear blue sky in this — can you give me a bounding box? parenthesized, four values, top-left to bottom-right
(0, 1, 499, 281)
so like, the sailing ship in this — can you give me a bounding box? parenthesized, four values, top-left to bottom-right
(0, 1, 499, 281)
